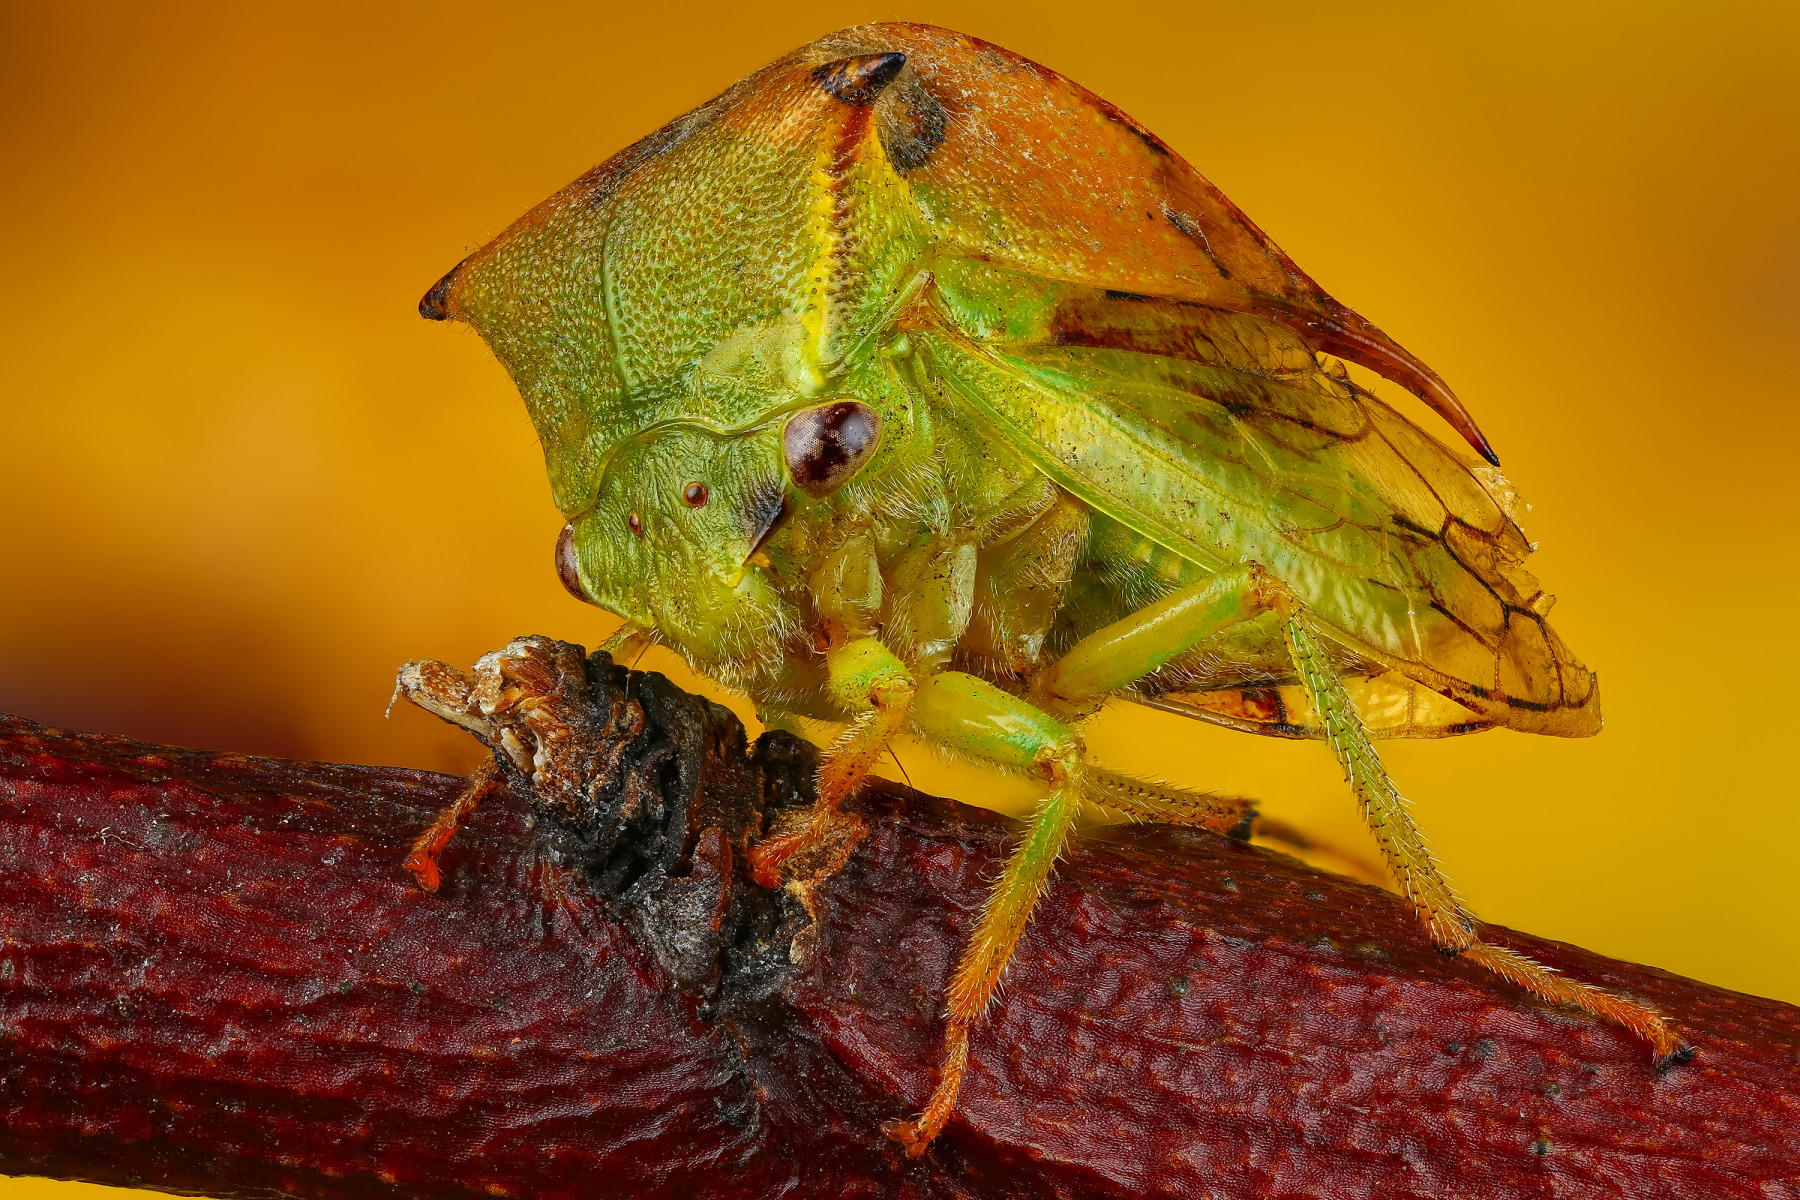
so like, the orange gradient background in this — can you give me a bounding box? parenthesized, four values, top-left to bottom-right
(2, 4, 1796, 1193)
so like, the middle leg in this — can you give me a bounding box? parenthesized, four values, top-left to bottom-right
(1084, 767, 1257, 839)
(888, 566, 1297, 1152)
(883, 671, 1086, 1154)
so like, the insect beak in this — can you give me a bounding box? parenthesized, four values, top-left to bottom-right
(730, 494, 790, 586)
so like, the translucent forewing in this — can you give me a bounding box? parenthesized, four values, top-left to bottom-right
(915, 263, 1600, 738)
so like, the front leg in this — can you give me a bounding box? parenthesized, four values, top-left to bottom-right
(752, 530, 977, 888)
(817, 639, 919, 810)
(747, 637, 916, 889)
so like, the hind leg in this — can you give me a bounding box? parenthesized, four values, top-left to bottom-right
(1279, 604, 1687, 1061)
(1040, 562, 1685, 1060)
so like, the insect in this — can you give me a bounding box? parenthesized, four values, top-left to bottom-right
(417, 22, 1687, 1153)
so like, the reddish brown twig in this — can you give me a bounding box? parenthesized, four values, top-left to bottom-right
(0, 643, 1796, 1199)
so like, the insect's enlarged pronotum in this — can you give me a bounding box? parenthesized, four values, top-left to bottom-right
(418, 23, 1687, 1153)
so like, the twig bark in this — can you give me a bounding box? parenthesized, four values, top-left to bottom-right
(0, 639, 1795, 1199)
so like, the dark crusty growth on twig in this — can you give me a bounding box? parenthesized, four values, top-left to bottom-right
(393, 636, 819, 999)
(1, 648, 1797, 1199)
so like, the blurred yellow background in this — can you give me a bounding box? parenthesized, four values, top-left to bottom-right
(2, 2, 1796, 1191)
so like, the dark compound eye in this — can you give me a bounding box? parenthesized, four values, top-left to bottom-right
(683, 482, 708, 507)
(554, 523, 586, 601)
(783, 401, 880, 498)
(626, 512, 643, 537)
